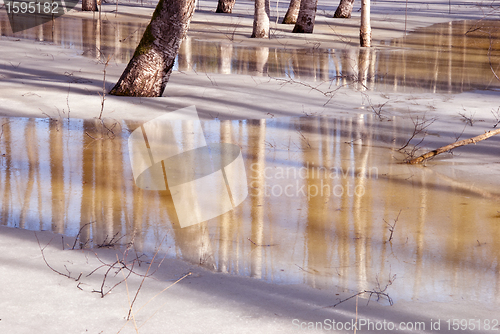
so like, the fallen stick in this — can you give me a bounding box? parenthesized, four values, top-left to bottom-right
(408, 128, 500, 164)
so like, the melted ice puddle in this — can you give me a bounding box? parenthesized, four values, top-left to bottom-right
(1, 115, 499, 305)
(1, 13, 499, 93)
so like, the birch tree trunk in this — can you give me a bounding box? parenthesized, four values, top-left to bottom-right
(109, 0, 195, 97)
(82, 0, 99, 11)
(333, 0, 355, 18)
(251, 0, 270, 38)
(216, 0, 236, 13)
(360, 0, 371, 47)
(292, 0, 318, 33)
(282, 0, 301, 24)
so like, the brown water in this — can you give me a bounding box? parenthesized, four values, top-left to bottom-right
(1, 115, 499, 304)
(1, 13, 499, 93)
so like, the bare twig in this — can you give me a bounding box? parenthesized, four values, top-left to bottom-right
(361, 93, 389, 120)
(247, 238, 275, 247)
(270, 74, 345, 106)
(458, 111, 475, 126)
(491, 106, 500, 128)
(127, 235, 167, 320)
(0, 121, 12, 141)
(205, 72, 217, 86)
(384, 210, 401, 242)
(35, 232, 80, 281)
(100, 119, 120, 139)
(354, 295, 359, 334)
(92, 256, 135, 298)
(138, 272, 192, 329)
(327, 273, 396, 308)
(453, 123, 468, 142)
(66, 83, 71, 121)
(36, 230, 173, 307)
(487, 33, 500, 82)
(398, 114, 436, 152)
(71, 222, 95, 250)
(297, 130, 311, 149)
(85, 131, 98, 140)
(99, 55, 112, 120)
(96, 232, 127, 248)
(117, 272, 192, 334)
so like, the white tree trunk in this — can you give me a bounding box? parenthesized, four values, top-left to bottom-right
(219, 42, 233, 74)
(178, 36, 192, 71)
(254, 47, 269, 75)
(360, 0, 371, 47)
(357, 48, 370, 90)
(334, 0, 355, 18)
(216, 0, 236, 13)
(252, 0, 270, 38)
(82, 0, 99, 11)
(292, 0, 318, 33)
(109, 0, 196, 97)
(282, 0, 301, 24)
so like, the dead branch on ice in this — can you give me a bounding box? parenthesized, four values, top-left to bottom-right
(408, 128, 500, 164)
(326, 273, 397, 308)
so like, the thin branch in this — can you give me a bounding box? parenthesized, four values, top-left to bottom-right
(0, 121, 12, 141)
(487, 33, 500, 82)
(99, 55, 112, 120)
(409, 128, 500, 164)
(458, 111, 476, 126)
(270, 74, 345, 106)
(247, 238, 275, 247)
(138, 272, 192, 329)
(327, 273, 397, 308)
(384, 210, 401, 242)
(66, 83, 71, 121)
(361, 92, 389, 120)
(35, 232, 79, 281)
(117, 272, 192, 334)
(92, 257, 136, 298)
(398, 114, 436, 151)
(491, 106, 500, 128)
(297, 130, 312, 149)
(127, 235, 167, 320)
(71, 222, 95, 250)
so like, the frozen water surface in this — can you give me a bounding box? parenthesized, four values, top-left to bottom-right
(1, 4, 500, 312)
(1, 114, 499, 306)
(1, 13, 499, 93)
